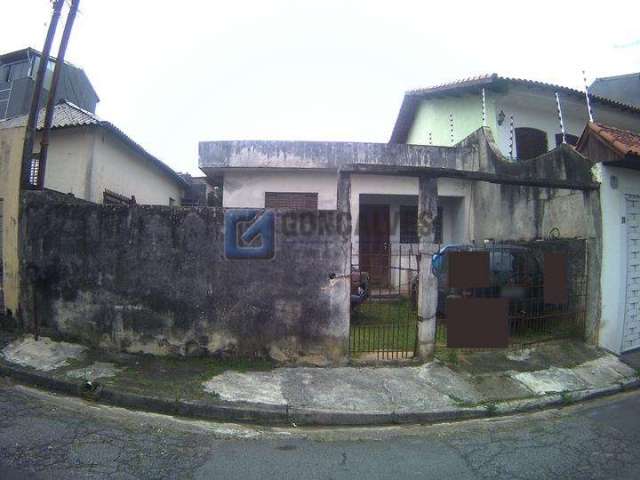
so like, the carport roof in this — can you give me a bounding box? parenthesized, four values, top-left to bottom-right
(577, 122, 640, 159)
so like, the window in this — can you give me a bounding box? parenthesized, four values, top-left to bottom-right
(265, 192, 318, 209)
(400, 206, 418, 243)
(555, 133, 579, 147)
(400, 205, 443, 243)
(515, 128, 548, 160)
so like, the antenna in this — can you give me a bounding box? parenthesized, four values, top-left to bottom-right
(449, 113, 454, 145)
(481, 88, 487, 127)
(508, 115, 515, 159)
(555, 92, 566, 144)
(582, 70, 594, 122)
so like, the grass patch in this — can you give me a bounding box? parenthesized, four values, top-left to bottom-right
(98, 355, 273, 401)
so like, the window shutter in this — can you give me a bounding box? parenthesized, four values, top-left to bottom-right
(265, 192, 318, 209)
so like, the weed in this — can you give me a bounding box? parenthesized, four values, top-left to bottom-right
(446, 349, 459, 366)
(485, 403, 497, 417)
(560, 391, 573, 405)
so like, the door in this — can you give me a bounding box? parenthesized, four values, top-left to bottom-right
(623, 194, 640, 352)
(359, 205, 390, 287)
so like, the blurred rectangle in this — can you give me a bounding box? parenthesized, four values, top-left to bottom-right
(446, 297, 508, 348)
(544, 252, 567, 304)
(448, 251, 490, 288)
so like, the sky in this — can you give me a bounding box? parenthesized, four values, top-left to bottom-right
(2, 0, 639, 175)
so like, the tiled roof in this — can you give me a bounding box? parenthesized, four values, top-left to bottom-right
(581, 122, 640, 158)
(391, 74, 640, 143)
(0, 102, 186, 187)
(0, 101, 99, 129)
(406, 74, 640, 113)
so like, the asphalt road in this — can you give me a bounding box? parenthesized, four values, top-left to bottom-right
(1, 380, 640, 479)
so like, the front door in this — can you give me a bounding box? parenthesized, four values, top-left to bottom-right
(359, 205, 390, 287)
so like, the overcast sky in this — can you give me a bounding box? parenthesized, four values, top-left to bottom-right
(3, 0, 639, 174)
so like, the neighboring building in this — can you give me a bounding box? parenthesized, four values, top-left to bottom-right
(0, 101, 186, 206)
(390, 74, 640, 159)
(179, 173, 221, 207)
(577, 122, 640, 354)
(590, 73, 640, 109)
(0, 48, 98, 120)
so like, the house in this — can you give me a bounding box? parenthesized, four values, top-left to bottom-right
(577, 123, 640, 354)
(0, 48, 98, 120)
(590, 73, 640, 109)
(0, 101, 186, 206)
(200, 75, 637, 289)
(390, 74, 640, 158)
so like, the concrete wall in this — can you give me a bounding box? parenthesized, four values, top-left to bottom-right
(598, 165, 640, 353)
(223, 170, 338, 210)
(492, 87, 640, 158)
(19, 191, 351, 364)
(39, 128, 94, 199)
(406, 93, 498, 147)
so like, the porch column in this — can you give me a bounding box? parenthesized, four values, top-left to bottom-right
(417, 174, 439, 360)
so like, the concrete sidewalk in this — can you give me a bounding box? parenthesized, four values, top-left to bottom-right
(0, 333, 638, 425)
(202, 346, 638, 412)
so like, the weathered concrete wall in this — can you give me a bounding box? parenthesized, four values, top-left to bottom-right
(199, 139, 477, 174)
(19, 191, 351, 364)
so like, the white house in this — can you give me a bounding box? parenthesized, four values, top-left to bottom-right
(390, 74, 640, 158)
(577, 122, 640, 354)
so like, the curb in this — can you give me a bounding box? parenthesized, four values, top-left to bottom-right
(1, 362, 638, 427)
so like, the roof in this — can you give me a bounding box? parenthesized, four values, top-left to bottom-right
(590, 72, 640, 109)
(0, 101, 186, 188)
(577, 122, 640, 159)
(0, 47, 99, 102)
(390, 73, 640, 143)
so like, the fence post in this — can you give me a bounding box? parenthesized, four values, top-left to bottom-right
(417, 175, 439, 360)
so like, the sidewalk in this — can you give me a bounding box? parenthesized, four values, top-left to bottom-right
(0, 333, 638, 426)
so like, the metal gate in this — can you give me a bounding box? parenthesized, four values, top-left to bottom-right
(434, 240, 587, 351)
(349, 242, 419, 360)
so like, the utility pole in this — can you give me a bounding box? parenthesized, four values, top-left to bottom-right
(20, 0, 65, 190)
(38, 0, 81, 189)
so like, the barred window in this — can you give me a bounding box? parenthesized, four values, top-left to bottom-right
(400, 206, 443, 243)
(400, 206, 418, 244)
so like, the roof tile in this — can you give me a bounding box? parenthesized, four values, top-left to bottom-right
(588, 122, 640, 157)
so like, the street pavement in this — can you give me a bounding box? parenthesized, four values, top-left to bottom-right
(1, 380, 640, 479)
